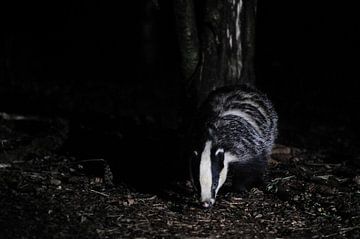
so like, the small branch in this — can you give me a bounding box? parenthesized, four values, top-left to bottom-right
(341, 226, 360, 233)
(0, 163, 11, 169)
(0, 112, 39, 121)
(270, 175, 296, 183)
(304, 162, 341, 167)
(89, 189, 110, 197)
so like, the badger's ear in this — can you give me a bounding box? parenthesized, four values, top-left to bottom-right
(213, 148, 225, 167)
(215, 148, 224, 156)
(215, 148, 224, 157)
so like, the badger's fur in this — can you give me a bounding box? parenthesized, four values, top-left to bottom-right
(189, 85, 278, 208)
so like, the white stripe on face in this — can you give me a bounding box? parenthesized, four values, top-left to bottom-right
(215, 152, 239, 194)
(200, 141, 213, 202)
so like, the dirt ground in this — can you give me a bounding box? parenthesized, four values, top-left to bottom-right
(0, 112, 359, 238)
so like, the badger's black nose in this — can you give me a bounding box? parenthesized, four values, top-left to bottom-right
(202, 201, 213, 208)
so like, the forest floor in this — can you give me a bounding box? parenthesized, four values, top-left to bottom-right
(0, 112, 359, 238)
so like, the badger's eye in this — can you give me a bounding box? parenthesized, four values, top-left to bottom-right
(193, 151, 198, 156)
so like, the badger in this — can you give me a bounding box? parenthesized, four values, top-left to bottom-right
(189, 85, 278, 208)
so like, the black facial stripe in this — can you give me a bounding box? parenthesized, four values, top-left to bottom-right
(211, 167, 219, 198)
(210, 147, 225, 197)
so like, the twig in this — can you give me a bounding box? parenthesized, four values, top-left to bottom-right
(0, 169, 62, 176)
(341, 226, 360, 233)
(106, 214, 123, 218)
(0, 163, 11, 169)
(322, 232, 339, 238)
(321, 226, 359, 238)
(138, 195, 157, 201)
(304, 211, 317, 217)
(104, 228, 120, 234)
(0, 112, 38, 121)
(89, 189, 109, 197)
(305, 162, 341, 167)
(271, 175, 296, 183)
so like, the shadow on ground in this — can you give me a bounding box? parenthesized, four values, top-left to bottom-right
(61, 114, 189, 193)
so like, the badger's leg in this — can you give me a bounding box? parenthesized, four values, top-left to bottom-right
(231, 154, 267, 192)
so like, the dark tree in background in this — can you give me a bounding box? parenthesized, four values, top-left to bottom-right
(0, 0, 259, 131)
(174, 0, 257, 106)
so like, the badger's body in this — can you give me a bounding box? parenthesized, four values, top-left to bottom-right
(189, 85, 278, 208)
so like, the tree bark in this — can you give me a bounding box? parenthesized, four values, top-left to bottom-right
(174, 0, 257, 106)
(173, 0, 200, 82)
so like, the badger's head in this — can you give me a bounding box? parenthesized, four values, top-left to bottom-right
(190, 138, 231, 208)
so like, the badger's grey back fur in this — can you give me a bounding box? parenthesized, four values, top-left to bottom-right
(189, 85, 278, 207)
(202, 85, 277, 160)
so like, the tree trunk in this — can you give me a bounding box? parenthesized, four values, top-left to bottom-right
(174, 0, 257, 106)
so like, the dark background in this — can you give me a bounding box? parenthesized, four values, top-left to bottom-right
(1, 3, 360, 237)
(1, 1, 359, 162)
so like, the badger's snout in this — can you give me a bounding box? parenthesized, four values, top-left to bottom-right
(202, 198, 215, 208)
